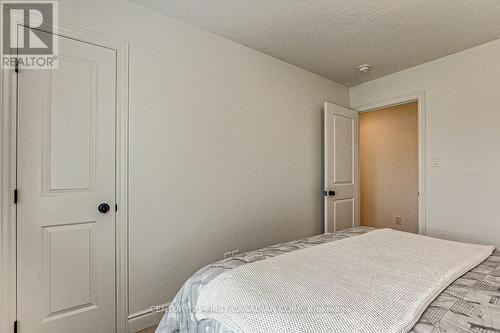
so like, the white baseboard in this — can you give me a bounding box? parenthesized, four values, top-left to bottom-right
(128, 303, 169, 332)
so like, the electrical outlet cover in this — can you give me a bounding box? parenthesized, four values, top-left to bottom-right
(395, 216, 402, 226)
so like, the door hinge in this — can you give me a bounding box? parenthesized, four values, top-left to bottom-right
(14, 61, 19, 73)
(13, 320, 17, 333)
(115, 204, 118, 212)
(13, 189, 18, 204)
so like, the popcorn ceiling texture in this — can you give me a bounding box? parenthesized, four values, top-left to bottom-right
(130, 0, 500, 86)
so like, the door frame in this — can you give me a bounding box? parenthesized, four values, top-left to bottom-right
(355, 91, 427, 235)
(0, 21, 130, 333)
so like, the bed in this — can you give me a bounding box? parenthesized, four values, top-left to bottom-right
(156, 227, 500, 333)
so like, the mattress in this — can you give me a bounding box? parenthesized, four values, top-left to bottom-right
(156, 227, 500, 333)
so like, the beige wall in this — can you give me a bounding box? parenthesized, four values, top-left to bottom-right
(351, 38, 500, 248)
(360, 102, 418, 233)
(57, 0, 349, 326)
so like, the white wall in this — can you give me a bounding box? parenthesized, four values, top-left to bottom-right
(351, 38, 500, 249)
(57, 0, 349, 326)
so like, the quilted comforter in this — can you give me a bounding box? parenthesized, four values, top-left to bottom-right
(156, 227, 500, 333)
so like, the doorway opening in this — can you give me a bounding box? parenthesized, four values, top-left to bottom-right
(359, 101, 419, 233)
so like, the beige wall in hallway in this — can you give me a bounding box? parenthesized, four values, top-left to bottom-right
(360, 102, 418, 233)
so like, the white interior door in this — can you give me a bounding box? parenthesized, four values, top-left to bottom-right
(324, 102, 359, 233)
(17, 32, 116, 333)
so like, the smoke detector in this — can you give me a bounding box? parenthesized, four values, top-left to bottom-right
(358, 64, 371, 73)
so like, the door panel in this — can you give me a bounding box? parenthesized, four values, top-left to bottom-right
(324, 102, 359, 233)
(17, 32, 116, 333)
(333, 115, 353, 184)
(43, 222, 97, 318)
(334, 199, 354, 231)
(47, 55, 96, 192)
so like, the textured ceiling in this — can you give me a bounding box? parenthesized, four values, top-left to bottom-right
(131, 0, 500, 86)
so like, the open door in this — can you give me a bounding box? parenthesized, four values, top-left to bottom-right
(324, 102, 359, 233)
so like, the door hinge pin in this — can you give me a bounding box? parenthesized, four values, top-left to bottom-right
(115, 203, 118, 212)
(14, 61, 19, 73)
(13, 189, 18, 204)
(13, 320, 17, 333)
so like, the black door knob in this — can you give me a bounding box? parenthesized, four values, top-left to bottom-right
(98, 203, 110, 214)
(328, 191, 336, 196)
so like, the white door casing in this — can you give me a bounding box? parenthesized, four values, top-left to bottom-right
(16, 31, 117, 333)
(324, 102, 359, 233)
